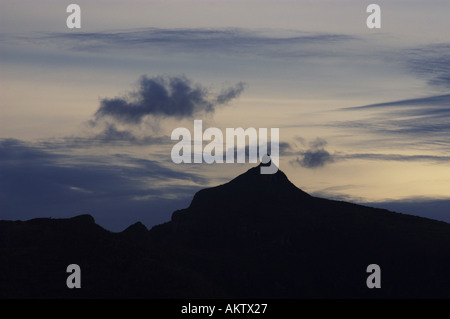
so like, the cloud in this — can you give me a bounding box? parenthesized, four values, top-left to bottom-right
(0, 139, 205, 231)
(292, 150, 450, 167)
(294, 136, 306, 146)
(0, 138, 60, 163)
(404, 43, 450, 89)
(287, 135, 450, 168)
(91, 123, 155, 144)
(290, 137, 335, 169)
(309, 137, 327, 149)
(35, 125, 170, 150)
(336, 115, 450, 142)
(216, 82, 246, 104)
(292, 149, 335, 169)
(344, 94, 450, 110)
(42, 28, 358, 59)
(94, 75, 245, 124)
(339, 153, 450, 163)
(278, 142, 293, 156)
(87, 122, 169, 146)
(336, 43, 450, 150)
(337, 91, 450, 152)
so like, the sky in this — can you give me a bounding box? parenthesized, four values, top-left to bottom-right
(1, 0, 449, 231)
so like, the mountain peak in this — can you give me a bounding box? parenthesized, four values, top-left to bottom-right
(187, 164, 310, 211)
(229, 162, 290, 185)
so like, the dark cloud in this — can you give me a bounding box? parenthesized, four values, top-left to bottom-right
(0, 139, 205, 231)
(279, 142, 293, 156)
(292, 149, 335, 169)
(216, 82, 246, 104)
(290, 138, 335, 169)
(94, 75, 245, 124)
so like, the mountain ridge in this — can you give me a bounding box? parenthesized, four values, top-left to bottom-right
(1, 165, 450, 298)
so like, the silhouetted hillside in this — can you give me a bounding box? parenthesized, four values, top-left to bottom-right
(1, 165, 450, 298)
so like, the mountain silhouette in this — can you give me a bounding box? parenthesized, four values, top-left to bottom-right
(1, 164, 450, 298)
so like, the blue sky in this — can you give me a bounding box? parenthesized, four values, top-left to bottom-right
(1, 0, 449, 231)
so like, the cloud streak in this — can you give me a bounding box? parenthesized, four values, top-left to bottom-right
(344, 94, 450, 110)
(404, 43, 450, 89)
(337, 89, 450, 151)
(291, 150, 450, 168)
(288, 137, 450, 169)
(42, 28, 358, 59)
(339, 153, 450, 163)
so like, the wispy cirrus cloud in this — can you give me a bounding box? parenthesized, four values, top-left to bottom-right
(336, 66, 450, 150)
(290, 149, 450, 169)
(344, 94, 450, 110)
(341, 94, 450, 137)
(404, 43, 450, 89)
(338, 153, 450, 163)
(2, 28, 359, 61)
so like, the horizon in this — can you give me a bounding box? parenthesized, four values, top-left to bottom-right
(1, 0, 450, 232)
(2, 162, 450, 233)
